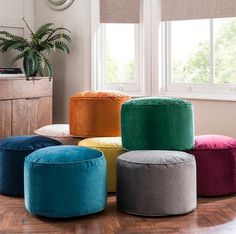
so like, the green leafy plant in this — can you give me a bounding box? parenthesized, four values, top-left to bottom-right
(0, 18, 71, 80)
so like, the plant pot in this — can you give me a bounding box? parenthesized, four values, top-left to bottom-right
(23, 56, 37, 77)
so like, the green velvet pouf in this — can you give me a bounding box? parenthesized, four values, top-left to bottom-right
(121, 97, 194, 150)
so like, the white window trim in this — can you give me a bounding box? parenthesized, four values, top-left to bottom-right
(162, 20, 236, 101)
(91, 0, 145, 96)
(90, 0, 161, 97)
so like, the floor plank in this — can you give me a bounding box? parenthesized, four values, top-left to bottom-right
(1, 195, 236, 233)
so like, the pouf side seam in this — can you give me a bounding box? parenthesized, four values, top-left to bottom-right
(122, 104, 192, 107)
(79, 146, 124, 150)
(117, 207, 196, 217)
(0, 148, 44, 152)
(70, 97, 129, 100)
(118, 158, 195, 165)
(25, 157, 105, 166)
(189, 148, 236, 151)
(27, 205, 106, 218)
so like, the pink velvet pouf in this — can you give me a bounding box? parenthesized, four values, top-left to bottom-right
(188, 135, 236, 197)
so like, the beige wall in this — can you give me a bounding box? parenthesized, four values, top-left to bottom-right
(35, 0, 91, 123)
(189, 99, 236, 138)
(0, 0, 35, 68)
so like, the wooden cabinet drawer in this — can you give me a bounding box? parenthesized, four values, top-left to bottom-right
(12, 97, 52, 136)
(0, 77, 52, 138)
(0, 80, 13, 100)
(13, 79, 53, 99)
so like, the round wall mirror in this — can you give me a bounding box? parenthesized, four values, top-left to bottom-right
(45, 0, 74, 11)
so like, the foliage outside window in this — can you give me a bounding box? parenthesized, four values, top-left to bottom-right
(169, 18, 236, 85)
(104, 24, 136, 84)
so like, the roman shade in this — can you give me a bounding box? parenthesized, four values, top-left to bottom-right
(161, 0, 236, 21)
(100, 0, 142, 23)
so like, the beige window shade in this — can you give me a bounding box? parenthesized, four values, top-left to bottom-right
(100, 0, 142, 23)
(161, 0, 236, 21)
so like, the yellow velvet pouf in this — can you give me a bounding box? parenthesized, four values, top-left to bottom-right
(79, 137, 126, 192)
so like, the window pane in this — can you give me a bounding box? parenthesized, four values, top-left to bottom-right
(104, 24, 135, 83)
(215, 18, 236, 84)
(171, 20, 211, 84)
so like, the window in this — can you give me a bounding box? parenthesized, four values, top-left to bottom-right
(92, 23, 143, 95)
(101, 23, 143, 94)
(91, 0, 236, 99)
(104, 24, 135, 84)
(165, 18, 236, 96)
(91, 0, 155, 97)
(102, 24, 141, 93)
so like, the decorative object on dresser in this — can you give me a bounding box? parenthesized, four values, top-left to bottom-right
(0, 77, 53, 139)
(0, 18, 71, 79)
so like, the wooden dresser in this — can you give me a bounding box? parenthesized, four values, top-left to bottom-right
(0, 77, 53, 139)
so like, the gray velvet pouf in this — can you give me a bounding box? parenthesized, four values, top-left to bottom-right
(116, 151, 197, 217)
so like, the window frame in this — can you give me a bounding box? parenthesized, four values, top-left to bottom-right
(91, 0, 236, 100)
(163, 19, 236, 99)
(91, 0, 155, 97)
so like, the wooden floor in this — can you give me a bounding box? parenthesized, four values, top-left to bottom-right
(1, 195, 236, 234)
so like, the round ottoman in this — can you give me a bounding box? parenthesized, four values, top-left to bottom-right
(24, 146, 107, 218)
(117, 151, 196, 216)
(79, 137, 126, 192)
(188, 135, 236, 197)
(0, 135, 61, 197)
(121, 97, 194, 150)
(70, 90, 130, 137)
(34, 124, 80, 145)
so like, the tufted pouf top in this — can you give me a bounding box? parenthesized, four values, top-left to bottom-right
(117, 150, 196, 216)
(188, 135, 236, 197)
(121, 97, 194, 150)
(70, 90, 131, 138)
(0, 136, 61, 197)
(24, 146, 107, 218)
(79, 137, 126, 192)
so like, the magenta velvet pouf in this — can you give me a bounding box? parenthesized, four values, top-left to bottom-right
(188, 135, 236, 197)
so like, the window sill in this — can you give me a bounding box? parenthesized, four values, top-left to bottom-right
(161, 91, 236, 102)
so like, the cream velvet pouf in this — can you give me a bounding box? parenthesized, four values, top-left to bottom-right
(34, 124, 80, 145)
(79, 137, 126, 192)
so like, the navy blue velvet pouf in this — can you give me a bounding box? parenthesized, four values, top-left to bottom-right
(24, 146, 107, 218)
(0, 135, 61, 197)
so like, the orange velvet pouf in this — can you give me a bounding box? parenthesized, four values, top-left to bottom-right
(70, 91, 130, 138)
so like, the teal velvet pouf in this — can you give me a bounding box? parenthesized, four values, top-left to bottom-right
(24, 146, 107, 218)
(121, 97, 194, 150)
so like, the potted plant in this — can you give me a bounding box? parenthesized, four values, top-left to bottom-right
(0, 18, 71, 80)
